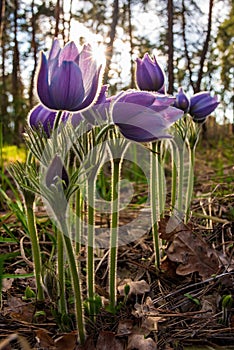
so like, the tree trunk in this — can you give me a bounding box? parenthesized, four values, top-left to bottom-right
(127, 0, 135, 88)
(167, 0, 174, 94)
(195, 0, 214, 93)
(0, 0, 7, 132)
(67, 0, 73, 42)
(181, 0, 195, 91)
(29, 0, 38, 109)
(0, 0, 5, 40)
(12, 0, 21, 144)
(54, 0, 60, 37)
(103, 0, 119, 85)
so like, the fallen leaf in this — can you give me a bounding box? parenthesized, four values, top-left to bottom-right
(55, 332, 77, 350)
(159, 216, 192, 242)
(35, 329, 55, 348)
(117, 319, 134, 336)
(2, 278, 14, 292)
(141, 316, 165, 334)
(160, 217, 220, 279)
(76, 336, 95, 350)
(118, 279, 150, 297)
(127, 334, 156, 350)
(4, 296, 34, 322)
(96, 331, 124, 350)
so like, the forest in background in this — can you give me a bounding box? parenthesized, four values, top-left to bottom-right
(0, 0, 233, 145)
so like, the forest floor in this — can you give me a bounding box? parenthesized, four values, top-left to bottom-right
(0, 125, 233, 350)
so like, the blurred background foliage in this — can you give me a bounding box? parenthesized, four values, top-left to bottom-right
(0, 0, 233, 145)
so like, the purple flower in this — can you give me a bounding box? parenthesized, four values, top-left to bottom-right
(136, 53, 165, 92)
(28, 104, 70, 136)
(189, 92, 219, 122)
(37, 39, 103, 112)
(174, 87, 190, 113)
(46, 155, 69, 189)
(112, 91, 184, 142)
(73, 85, 111, 126)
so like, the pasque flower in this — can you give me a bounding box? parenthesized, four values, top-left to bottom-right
(72, 85, 111, 126)
(174, 87, 190, 113)
(112, 91, 184, 142)
(189, 91, 219, 122)
(28, 104, 70, 136)
(45, 155, 69, 189)
(37, 39, 103, 112)
(136, 53, 165, 92)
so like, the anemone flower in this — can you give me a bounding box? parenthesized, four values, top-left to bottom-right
(37, 39, 103, 112)
(189, 91, 219, 122)
(136, 53, 165, 92)
(112, 90, 184, 142)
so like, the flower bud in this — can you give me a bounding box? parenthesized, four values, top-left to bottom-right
(28, 104, 71, 136)
(45, 155, 69, 189)
(189, 92, 219, 123)
(136, 53, 165, 92)
(174, 87, 190, 112)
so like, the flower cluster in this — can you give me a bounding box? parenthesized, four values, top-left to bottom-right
(23, 36, 221, 344)
(29, 39, 219, 141)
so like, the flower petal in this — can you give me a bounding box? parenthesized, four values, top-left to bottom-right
(77, 66, 102, 110)
(78, 44, 99, 93)
(59, 41, 79, 65)
(48, 39, 61, 60)
(50, 61, 85, 111)
(113, 102, 181, 142)
(37, 52, 53, 109)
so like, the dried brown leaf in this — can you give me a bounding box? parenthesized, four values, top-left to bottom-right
(159, 216, 192, 241)
(55, 332, 77, 350)
(118, 279, 150, 296)
(117, 319, 134, 336)
(96, 331, 124, 350)
(127, 334, 156, 350)
(141, 316, 165, 334)
(167, 230, 219, 279)
(2, 278, 14, 292)
(35, 329, 55, 348)
(76, 337, 95, 350)
(4, 296, 34, 322)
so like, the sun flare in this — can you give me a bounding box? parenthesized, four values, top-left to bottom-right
(69, 21, 106, 68)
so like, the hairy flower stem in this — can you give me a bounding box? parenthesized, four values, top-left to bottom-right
(53, 111, 63, 132)
(157, 141, 165, 217)
(109, 157, 122, 313)
(150, 142, 160, 269)
(177, 143, 185, 215)
(87, 176, 96, 319)
(59, 219, 85, 344)
(75, 189, 82, 253)
(170, 140, 178, 212)
(57, 229, 67, 315)
(185, 142, 196, 223)
(25, 202, 44, 301)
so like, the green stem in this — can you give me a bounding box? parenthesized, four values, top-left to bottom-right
(53, 111, 63, 133)
(57, 229, 67, 315)
(25, 203, 44, 301)
(75, 188, 81, 254)
(150, 142, 160, 269)
(170, 140, 177, 212)
(177, 141, 185, 215)
(156, 141, 165, 217)
(87, 176, 96, 319)
(109, 158, 122, 313)
(185, 144, 195, 223)
(59, 219, 85, 344)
